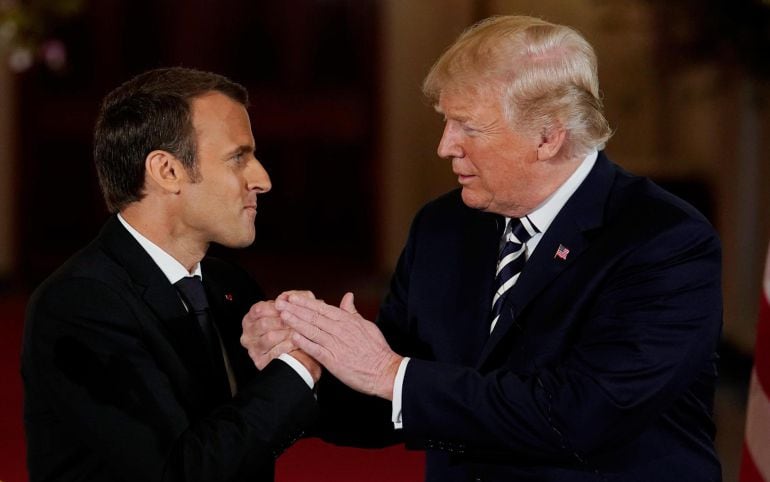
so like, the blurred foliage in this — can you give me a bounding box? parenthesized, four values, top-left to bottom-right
(0, 0, 86, 72)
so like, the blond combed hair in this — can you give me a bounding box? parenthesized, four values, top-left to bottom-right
(423, 15, 612, 160)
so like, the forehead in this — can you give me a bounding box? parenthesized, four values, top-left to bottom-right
(190, 91, 253, 144)
(192, 91, 246, 123)
(436, 87, 502, 120)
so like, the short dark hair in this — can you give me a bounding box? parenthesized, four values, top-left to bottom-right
(93, 67, 249, 212)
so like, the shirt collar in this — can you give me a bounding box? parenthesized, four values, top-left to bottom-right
(506, 150, 598, 235)
(117, 213, 202, 284)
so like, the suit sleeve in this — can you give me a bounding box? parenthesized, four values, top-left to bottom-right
(384, 211, 722, 463)
(308, 211, 436, 449)
(23, 276, 319, 482)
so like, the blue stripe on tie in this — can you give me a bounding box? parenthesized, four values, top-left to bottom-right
(490, 216, 539, 330)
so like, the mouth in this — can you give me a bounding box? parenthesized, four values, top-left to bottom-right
(454, 172, 476, 185)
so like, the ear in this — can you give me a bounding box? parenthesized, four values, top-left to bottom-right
(536, 125, 566, 161)
(145, 150, 184, 194)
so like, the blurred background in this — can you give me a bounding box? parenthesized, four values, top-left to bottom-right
(0, 0, 768, 481)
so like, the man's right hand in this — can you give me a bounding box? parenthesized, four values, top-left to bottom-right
(241, 300, 294, 370)
(241, 291, 317, 370)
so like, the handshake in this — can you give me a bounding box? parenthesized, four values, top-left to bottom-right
(240, 291, 404, 400)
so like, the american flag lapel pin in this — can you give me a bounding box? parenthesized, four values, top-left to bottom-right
(554, 244, 570, 261)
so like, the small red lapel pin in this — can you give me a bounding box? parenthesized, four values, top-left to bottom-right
(554, 244, 570, 260)
(224, 293, 234, 302)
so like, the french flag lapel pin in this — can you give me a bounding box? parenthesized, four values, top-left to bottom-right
(554, 244, 570, 261)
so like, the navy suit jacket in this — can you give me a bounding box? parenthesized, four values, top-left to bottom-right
(22, 216, 319, 482)
(328, 153, 722, 481)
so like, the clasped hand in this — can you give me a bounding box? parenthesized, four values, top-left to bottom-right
(241, 291, 402, 400)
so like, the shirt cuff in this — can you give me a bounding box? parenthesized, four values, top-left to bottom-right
(391, 357, 411, 429)
(277, 353, 315, 389)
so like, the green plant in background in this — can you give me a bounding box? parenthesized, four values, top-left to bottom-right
(0, 0, 85, 72)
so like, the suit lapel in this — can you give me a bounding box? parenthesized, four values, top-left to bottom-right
(476, 154, 618, 367)
(97, 217, 215, 400)
(201, 258, 262, 389)
(456, 210, 505, 364)
(202, 275, 250, 386)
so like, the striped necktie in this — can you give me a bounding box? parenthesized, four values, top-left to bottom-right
(490, 216, 539, 331)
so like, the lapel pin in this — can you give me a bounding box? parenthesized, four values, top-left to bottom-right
(224, 293, 234, 302)
(554, 244, 570, 261)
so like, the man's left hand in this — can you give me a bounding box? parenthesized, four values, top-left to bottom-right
(275, 292, 403, 400)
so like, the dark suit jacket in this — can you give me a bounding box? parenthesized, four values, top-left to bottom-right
(22, 216, 319, 482)
(323, 153, 722, 481)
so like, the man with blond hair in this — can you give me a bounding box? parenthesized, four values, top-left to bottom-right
(244, 16, 722, 481)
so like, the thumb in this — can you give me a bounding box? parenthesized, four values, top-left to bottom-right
(339, 292, 358, 314)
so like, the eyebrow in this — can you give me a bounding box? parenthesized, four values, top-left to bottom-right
(434, 104, 471, 122)
(224, 145, 255, 158)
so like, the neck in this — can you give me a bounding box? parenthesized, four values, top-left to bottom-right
(120, 202, 207, 272)
(520, 155, 583, 215)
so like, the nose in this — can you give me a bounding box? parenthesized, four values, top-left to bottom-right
(246, 157, 272, 194)
(437, 122, 463, 160)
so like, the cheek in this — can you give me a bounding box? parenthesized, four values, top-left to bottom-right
(480, 156, 526, 198)
(204, 175, 240, 202)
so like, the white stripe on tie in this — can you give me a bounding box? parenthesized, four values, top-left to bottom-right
(490, 216, 539, 332)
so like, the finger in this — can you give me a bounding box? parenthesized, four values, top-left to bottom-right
(284, 294, 347, 322)
(291, 331, 331, 366)
(249, 300, 275, 313)
(242, 315, 285, 338)
(254, 355, 271, 370)
(339, 292, 358, 314)
(280, 297, 366, 342)
(240, 333, 252, 350)
(260, 328, 293, 352)
(243, 313, 282, 329)
(246, 337, 296, 370)
(245, 345, 270, 370)
(280, 308, 334, 348)
(277, 298, 348, 338)
(241, 323, 288, 348)
(267, 338, 296, 359)
(246, 300, 278, 317)
(253, 316, 287, 332)
(277, 290, 316, 302)
(276, 298, 327, 325)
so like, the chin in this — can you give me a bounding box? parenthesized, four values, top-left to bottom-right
(460, 189, 491, 211)
(239, 232, 256, 248)
(220, 230, 256, 249)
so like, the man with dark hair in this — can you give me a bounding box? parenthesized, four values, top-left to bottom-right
(22, 67, 320, 482)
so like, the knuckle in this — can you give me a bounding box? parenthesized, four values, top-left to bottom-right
(264, 330, 281, 345)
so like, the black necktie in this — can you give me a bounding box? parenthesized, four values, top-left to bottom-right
(174, 276, 229, 394)
(490, 216, 539, 330)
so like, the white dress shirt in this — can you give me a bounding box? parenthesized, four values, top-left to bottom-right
(117, 214, 314, 390)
